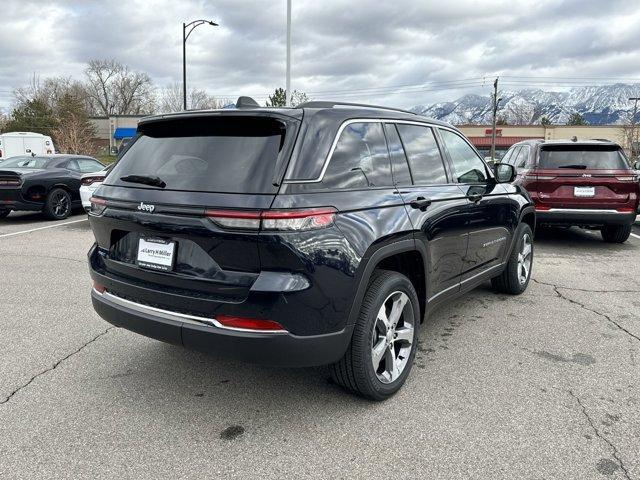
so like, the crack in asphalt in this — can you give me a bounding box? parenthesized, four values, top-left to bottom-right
(0, 327, 115, 406)
(569, 390, 632, 480)
(532, 278, 640, 294)
(0, 253, 86, 264)
(533, 279, 640, 343)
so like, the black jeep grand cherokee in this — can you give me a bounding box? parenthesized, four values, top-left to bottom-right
(88, 99, 535, 400)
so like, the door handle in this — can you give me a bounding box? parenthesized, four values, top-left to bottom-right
(409, 196, 432, 211)
(467, 193, 483, 202)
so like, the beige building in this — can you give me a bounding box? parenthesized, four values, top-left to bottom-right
(458, 124, 633, 158)
(90, 115, 145, 153)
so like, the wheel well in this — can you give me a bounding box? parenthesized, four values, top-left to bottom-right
(522, 211, 535, 233)
(376, 251, 426, 322)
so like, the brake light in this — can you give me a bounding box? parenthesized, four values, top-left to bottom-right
(89, 196, 107, 215)
(215, 314, 286, 332)
(81, 176, 104, 186)
(262, 208, 336, 230)
(205, 207, 337, 231)
(204, 209, 261, 229)
(0, 178, 21, 186)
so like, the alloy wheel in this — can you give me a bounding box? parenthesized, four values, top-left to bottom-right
(52, 192, 70, 218)
(517, 233, 532, 285)
(371, 291, 415, 384)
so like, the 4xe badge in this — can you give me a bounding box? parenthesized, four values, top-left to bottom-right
(137, 201, 155, 213)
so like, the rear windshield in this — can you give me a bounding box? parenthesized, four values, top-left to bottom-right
(1, 156, 51, 169)
(539, 145, 629, 170)
(106, 116, 288, 193)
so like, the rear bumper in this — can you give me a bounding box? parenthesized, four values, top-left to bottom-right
(91, 288, 354, 367)
(536, 208, 636, 226)
(0, 199, 42, 211)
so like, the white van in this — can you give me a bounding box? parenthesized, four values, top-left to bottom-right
(0, 132, 56, 160)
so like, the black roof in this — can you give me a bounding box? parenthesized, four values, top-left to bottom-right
(139, 98, 450, 128)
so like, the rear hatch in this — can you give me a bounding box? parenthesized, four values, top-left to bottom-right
(535, 144, 638, 210)
(89, 113, 300, 304)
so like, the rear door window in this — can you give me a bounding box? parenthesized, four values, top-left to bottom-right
(396, 124, 447, 185)
(107, 116, 289, 193)
(383, 123, 412, 186)
(321, 122, 392, 189)
(539, 145, 629, 169)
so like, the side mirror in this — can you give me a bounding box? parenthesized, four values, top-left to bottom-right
(494, 163, 516, 183)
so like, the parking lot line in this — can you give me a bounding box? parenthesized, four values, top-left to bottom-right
(0, 218, 88, 239)
(631, 233, 640, 240)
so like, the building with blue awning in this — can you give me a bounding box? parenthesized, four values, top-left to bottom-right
(113, 127, 137, 140)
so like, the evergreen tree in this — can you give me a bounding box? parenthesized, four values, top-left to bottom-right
(567, 113, 587, 126)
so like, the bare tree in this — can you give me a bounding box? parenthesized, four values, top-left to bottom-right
(14, 74, 89, 113)
(619, 111, 639, 161)
(85, 59, 155, 116)
(52, 93, 98, 155)
(157, 82, 233, 113)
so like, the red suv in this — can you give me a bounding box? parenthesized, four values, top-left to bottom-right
(501, 139, 639, 243)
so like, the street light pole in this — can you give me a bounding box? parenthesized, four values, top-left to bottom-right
(285, 0, 292, 107)
(183, 19, 218, 111)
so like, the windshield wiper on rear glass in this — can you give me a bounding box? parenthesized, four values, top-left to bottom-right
(120, 174, 166, 188)
(557, 164, 587, 169)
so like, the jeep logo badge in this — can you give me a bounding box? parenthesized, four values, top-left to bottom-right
(137, 202, 155, 213)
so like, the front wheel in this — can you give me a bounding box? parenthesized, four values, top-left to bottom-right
(601, 224, 632, 243)
(492, 223, 534, 295)
(330, 270, 420, 401)
(43, 188, 71, 220)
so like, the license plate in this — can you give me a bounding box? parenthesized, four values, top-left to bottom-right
(574, 186, 595, 197)
(136, 237, 176, 272)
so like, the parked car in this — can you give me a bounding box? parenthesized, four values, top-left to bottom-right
(0, 154, 105, 219)
(0, 132, 55, 160)
(80, 167, 111, 212)
(87, 99, 535, 400)
(500, 139, 639, 242)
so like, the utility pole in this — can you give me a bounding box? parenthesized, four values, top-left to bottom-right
(490, 77, 500, 162)
(629, 97, 640, 158)
(285, 0, 292, 107)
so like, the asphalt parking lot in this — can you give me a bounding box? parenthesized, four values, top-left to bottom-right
(0, 211, 639, 479)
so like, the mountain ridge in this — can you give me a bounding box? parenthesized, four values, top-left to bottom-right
(410, 83, 640, 125)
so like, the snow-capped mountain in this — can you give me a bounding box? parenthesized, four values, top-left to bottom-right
(410, 83, 640, 125)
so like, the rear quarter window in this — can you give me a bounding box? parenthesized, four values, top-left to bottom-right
(106, 116, 289, 193)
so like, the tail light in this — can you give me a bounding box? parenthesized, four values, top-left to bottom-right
(81, 176, 104, 186)
(616, 207, 634, 213)
(89, 196, 107, 215)
(215, 314, 286, 332)
(205, 207, 337, 231)
(535, 205, 550, 211)
(93, 281, 107, 294)
(0, 178, 21, 186)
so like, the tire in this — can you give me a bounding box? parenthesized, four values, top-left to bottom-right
(601, 224, 632, 243)
(43, 188, 72, 220)
(329, 269, 420, 401)
(0, 209, 10, 219)
(491, 223, 533, 295)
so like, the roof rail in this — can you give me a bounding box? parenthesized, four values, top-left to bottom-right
(296, 101, 416, 116)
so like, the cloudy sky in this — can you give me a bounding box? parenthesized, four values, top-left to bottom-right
(2, 0, 640, 113)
